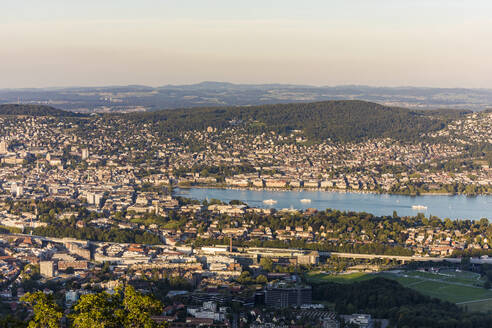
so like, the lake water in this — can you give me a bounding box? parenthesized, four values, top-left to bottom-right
(174, 188, 492, 220)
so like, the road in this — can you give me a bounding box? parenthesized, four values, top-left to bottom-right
(3, 232, 462, 263)
(326, 252, 461, 263)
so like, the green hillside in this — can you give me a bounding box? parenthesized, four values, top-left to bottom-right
(126, 100, 466, 142)
(0, 104, 81, 117)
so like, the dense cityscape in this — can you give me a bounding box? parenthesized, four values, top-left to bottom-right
(3, 1, 492, 326)
(0, 103, 492, 327)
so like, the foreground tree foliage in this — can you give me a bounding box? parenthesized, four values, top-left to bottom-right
(20, 292, 62, 328)
(71, 285, 165, 328)
(70, 292, 124, 328)
(122, 285, 164, 328)
(22, 286, 166, 328)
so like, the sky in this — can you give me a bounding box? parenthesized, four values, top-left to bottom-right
(1, 0, 492, 88)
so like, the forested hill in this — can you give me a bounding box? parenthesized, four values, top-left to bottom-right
(125, 100, 468, 142)
(0, 104, 81, 117)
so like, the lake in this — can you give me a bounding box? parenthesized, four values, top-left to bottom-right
(174, 188, 492, 220)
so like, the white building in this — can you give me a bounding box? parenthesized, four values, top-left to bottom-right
(0, 141, 8, 154)
(81, 149, 89, 160)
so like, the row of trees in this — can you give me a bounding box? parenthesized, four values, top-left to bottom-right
(30, 224, 161, 245)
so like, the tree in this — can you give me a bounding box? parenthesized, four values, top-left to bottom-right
(65, 267, 75, 274)
(256, 274, 268, 284)
(122, 285, 164, 328)
(70, 285, 165, 328)
(0, 315, 25, 328)
(70, 292, 124, 328)
(208, 198, 223, 205)
(259, 257, 274, 272)
(21, 291, 62, 328)
(237, 271, 253, 284)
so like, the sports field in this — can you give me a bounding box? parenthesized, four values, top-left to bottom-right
(306, 271, 376, 284)
(380, 270, 492, 312)
(307, 269, 492, 312)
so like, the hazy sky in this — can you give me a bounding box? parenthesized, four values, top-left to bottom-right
(2, 0, 492, 88)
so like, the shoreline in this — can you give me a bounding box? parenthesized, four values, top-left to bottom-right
(174, 185, 484, 197)
(177, 184, 378, 195)
(173, 186, 492, 220)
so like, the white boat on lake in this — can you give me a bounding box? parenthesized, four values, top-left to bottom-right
(412, 205, 427, 210)
(300, 198, 311, 203)
(263, 199, 277, 205)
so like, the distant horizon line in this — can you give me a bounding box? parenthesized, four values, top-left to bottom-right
(1, 81, 492, 91)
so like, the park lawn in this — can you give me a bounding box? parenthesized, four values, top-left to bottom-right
(400, 270, 483, 286)
(379, 271, 492, 311)
(441, 270, 479, 280)
(306, 271, 375, 284)
(406, 280, 492, 303)
(403, 269, 484, 286)
(461, 299, 492, 313)
(443, 276, 484, 286)
(377, 272, 423, 286)
(307, 270, 492, 312)
(438, 270, 484, 285)
(405, 271, 443, 280)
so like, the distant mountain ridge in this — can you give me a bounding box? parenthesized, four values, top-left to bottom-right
(1, 82, 492, 113)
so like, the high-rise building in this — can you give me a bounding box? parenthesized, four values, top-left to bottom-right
(15, 185, 24, 198)
(264, 283, 312, 308)
(10, 183, 23, 198)
(86, 192, 96, 204)
(0, 141, 8, 154)
(81, 148, 89, 160)
(40, 261, 55, 278)
(86, 192, 104, 207)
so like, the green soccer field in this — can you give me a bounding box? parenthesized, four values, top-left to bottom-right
(379, 270, 492, 312)
(307, 269, 492, 312)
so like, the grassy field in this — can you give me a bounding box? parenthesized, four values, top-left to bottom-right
(459, 299, 492, 313)
(380, 270, 492, 306)
(308, 269, 492, 312)
(399, 280, 491, 303)
(306, 271, 376, 284)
